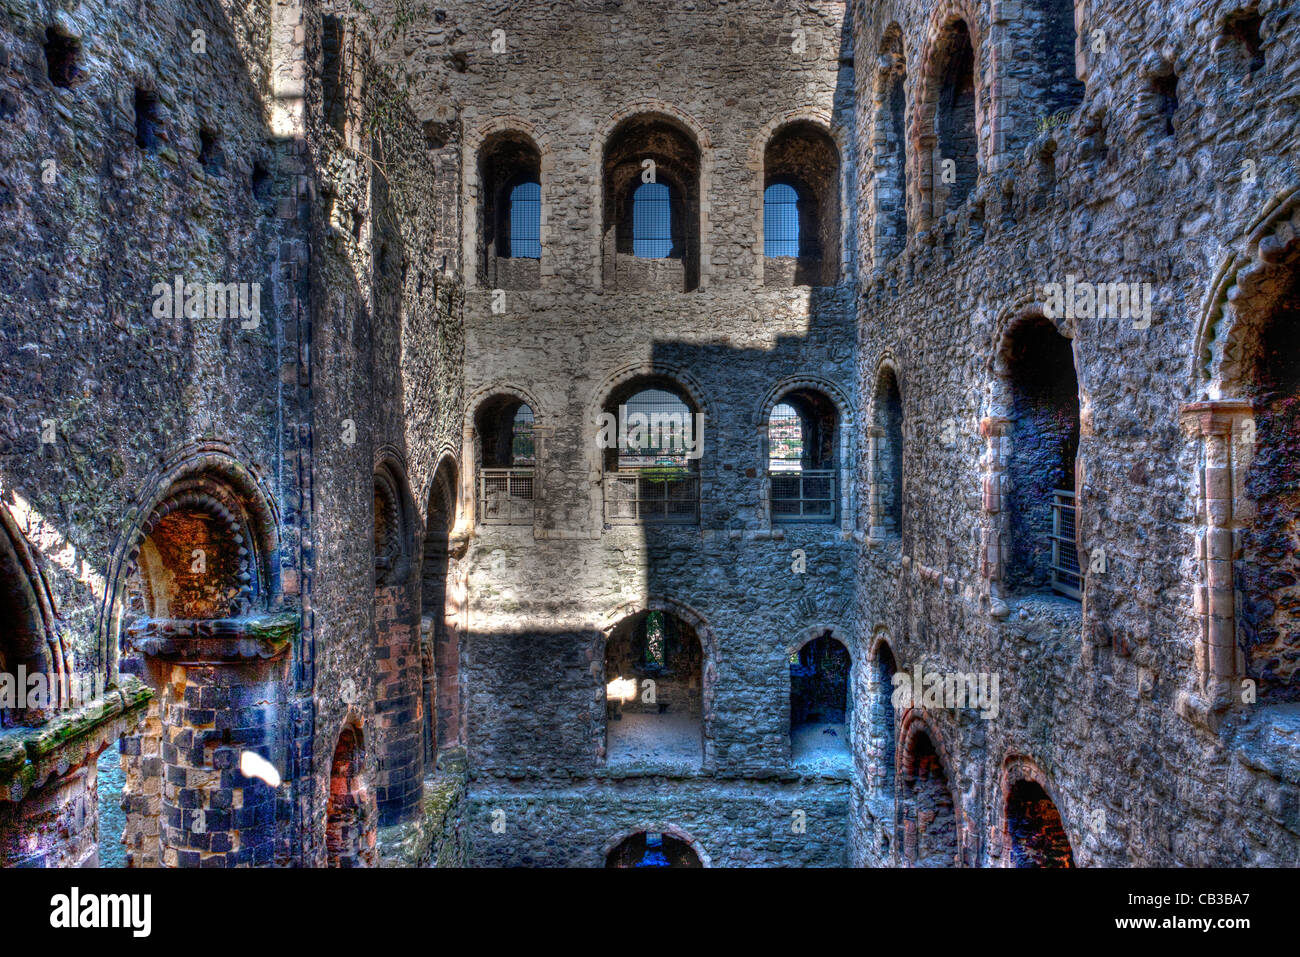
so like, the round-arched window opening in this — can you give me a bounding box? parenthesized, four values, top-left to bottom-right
(602, 377, 701, 525)
(769, 388, 838, 523)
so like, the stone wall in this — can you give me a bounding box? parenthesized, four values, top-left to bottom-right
(847, 0, 1300, 867)
(1, 0, 466, 866)
(363, 0, 860, 866)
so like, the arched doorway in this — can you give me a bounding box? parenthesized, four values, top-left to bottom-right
(1005, 779, 1074, 867)
(605, 830, 703, 868)
(604, 609, 703, 766)
(789, 630, 851, 768)
(326, 724, 374, 868)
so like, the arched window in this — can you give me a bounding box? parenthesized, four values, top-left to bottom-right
(421, 462, 459, 762)
(1002, 317, 1081, 599)
(632, 181, 674, 258)
(927, 19, 978, 219)
(874, 27, 908, 262)
(764, 182, 801, 257)
(476, 396, 536, 525)
(871, 643, 898, 795)
(768, 389, 838, 523)
(602, 377, 701, 524)
(604, 610, 704, 767)
(763, 122, 840, 286)
(479, 132, 542, 288)
(789, 631, 851, 768)
(1235, 237, 1300, 703)
(1006, 780, 1074, 867)
(602, 115, 701, 291)
(506, 177, 542, 259)
(870, 368, 904, 539)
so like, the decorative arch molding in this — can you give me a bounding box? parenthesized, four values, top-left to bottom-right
(780, 621, 853, 662)
(463, 117, 556, 290)
(0, 503, 74, 714)
(867, 624, 898, 668)
(583, 360, 715, 429)
(1193, 184, 1300, 398)
(588, 100, 715, 290)
(896, 707, 965, 865)
(600, 823, 712, 868)
(99, 441, 283, 675)
(897, 706, 958, 782)
(599, 594, 717, 660)
(323, 713, 377, 868)
(373, 450, 418, 587)
(422, 450, 462, 534)
(755, 374, 853, 430)
(912, 5, 988, 228)
(865, 352, 903, 424)
(465, 383, 548, 431)
(987, 295, 1083, 418)
(747, 109, 849, 284)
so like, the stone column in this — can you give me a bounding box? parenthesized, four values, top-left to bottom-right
(1181, 399, 1252, 712)
(866, 425, 885, 538)
(979, 416, 1011, 617)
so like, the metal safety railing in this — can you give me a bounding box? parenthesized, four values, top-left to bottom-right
(1049, 489, 1082, 599)
(604, 469, 699, 524)
(480, 468, 535, 525)
(770, 469, 836, 523)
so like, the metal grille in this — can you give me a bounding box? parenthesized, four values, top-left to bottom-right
(618, 388, 694, 469)
(508, 179, 541, 259)
(632, 181, 673, 258)
(764, 182, 800, 257)
(480, 468, 535, 525)
(771, 469, 835, 523)
(1049, 489, 1081, 599)
(605, 470, 699, 523)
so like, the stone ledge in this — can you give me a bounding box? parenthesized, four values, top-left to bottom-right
(0, 676, 152, 804)
(377, 748, 468, 868)
(125, 611, 299, 662)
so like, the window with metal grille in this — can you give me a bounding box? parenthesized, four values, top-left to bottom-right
(619, 388, 693, 469)
(764, 182, 801, 257)
(632, 181, 673, 258)
(507, 178, 541, 259)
